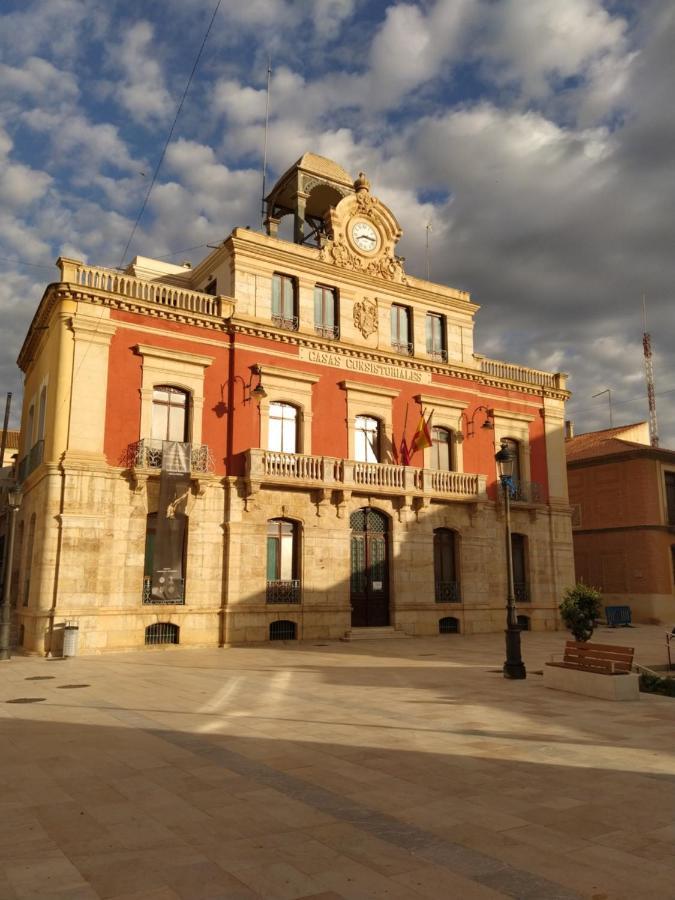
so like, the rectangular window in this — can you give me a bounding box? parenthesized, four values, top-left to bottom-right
(391, 305, 412, 355)
(314, 285, 338, 338)
(666, 472, 675, 525)
(426, 313, 447, 361)
(272, 274, 298, 330)
(355, 416, 380, 463)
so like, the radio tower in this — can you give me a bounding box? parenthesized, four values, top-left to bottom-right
(642, 295, 659, 448)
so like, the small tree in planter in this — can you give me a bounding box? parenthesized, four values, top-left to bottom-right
(559, 583, 603, 642)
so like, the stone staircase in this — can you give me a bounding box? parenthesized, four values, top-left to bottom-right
(341, 627, 412, 641)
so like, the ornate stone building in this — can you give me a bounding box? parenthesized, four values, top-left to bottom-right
(10, 153, 574, 653)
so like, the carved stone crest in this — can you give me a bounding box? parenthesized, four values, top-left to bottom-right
(353, 298, 378, 338)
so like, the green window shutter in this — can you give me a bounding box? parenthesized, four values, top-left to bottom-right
(267, 537, 278, 580)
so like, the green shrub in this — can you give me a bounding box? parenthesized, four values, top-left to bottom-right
(559, 583, 603, 642)
(639, 672, 675, 697)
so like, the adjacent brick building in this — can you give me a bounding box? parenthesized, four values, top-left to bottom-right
(567, 422, 675, 624)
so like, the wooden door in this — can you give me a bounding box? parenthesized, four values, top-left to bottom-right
(350, 509, 389, 627)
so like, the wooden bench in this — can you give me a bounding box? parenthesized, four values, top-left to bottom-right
(543, 641, 639, 700)
(548, 640, 634, 674)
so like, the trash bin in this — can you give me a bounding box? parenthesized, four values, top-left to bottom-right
(63, 623, 79, 658)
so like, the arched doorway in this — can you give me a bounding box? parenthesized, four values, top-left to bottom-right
(350, 508, 389, 627)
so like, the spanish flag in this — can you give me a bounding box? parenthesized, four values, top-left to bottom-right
(411, 409, 433, 453)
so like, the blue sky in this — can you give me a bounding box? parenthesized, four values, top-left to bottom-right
(1, 0, 674, 443)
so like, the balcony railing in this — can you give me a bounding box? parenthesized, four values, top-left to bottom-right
(428, 348, 448, 363)
(266, 579, 301, 604)
(510, 482, 542, 503)
(60, 260, 226, 317)
(16, 440, 44, 483)
(514, 582, 530, 603)
(272, 314, 299, 332)
(314, 324, 339, 340)
(246, 449, 487, 501)
(142, 575, 186, 605)
(391, 340, 414, 356)
(435, 580, 461, 603)
(125, 439, 214, 473)
(478, 357, 567, 390)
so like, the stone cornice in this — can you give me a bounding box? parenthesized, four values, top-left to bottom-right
(231, 321, 571, 402)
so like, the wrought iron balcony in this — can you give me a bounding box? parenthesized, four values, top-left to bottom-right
(142, 575, 186, 605)
(245, 449, 487, 503)
(16, 440, 44, 483)
(391, 340, 414, 356)
(272, 314, 299, 332)
(514, 582, 530, 603)
(266, 579, 301, 604)
(428, 347, 448, 363)
(314, 323, 339, 340)
(510, 482, 542, 503)
(435, 580, 461, 603)
(125, 439, 214, 473)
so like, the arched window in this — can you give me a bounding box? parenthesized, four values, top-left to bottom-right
(431, 427, 453, 471)
(511, 533, 529, 602)
(266, 519, 300, 603)
(439, 616, 460, 634)
(433, 529, 460, 602)
(268, 402, 298, 453)
(151, 386, 189, 442)
(355, 415, 380, 463)
(269, 620, 297, 641)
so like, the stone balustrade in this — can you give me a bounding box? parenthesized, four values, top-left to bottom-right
(478, 356, 568, 390)
(245, 449, 487, 501)
(57, 257, 234, 319)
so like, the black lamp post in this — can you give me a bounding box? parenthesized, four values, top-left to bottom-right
(495, 442, 526, 680)
(0, 485, 22, 661)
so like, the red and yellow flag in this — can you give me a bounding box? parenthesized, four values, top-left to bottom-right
(411, 410, 433, 453)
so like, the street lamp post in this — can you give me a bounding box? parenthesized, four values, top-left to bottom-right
(494, 442, 526, 680)
(0, 486, 22, 661)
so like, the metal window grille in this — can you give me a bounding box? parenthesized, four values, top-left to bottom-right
(429, 349, 448, 362)
(510, 482, 542, 503)
(517, 615, 530, 631)
(266, 580, 301, 604)
(269, 620, 297, 641)
(391, 340, 414, 356)
(272, 314, 299, 331)
(142, 576, 186, 605)
(435, 580, 461, 603)
(314, 324, 339, 339)
(514, 582, 530, 603)
(439, 616, 460, 634)
(144, 622, 180, 645)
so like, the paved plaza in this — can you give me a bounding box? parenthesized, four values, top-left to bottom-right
(1, 626, 674, 900)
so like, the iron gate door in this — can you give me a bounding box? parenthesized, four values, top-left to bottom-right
(350, 508, 389, 627)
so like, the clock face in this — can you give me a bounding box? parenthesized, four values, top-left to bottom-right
(351, 220, 379, 252)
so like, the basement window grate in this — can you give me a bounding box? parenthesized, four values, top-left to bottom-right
(269, 620, 297, 641)
(145, 622, 180, 645)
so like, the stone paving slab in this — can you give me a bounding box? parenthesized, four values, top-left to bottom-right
(0, 626, 674, 899)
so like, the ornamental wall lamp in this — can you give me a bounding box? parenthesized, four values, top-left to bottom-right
(455, 406, 495, 443)
(233, 365, 267, 406)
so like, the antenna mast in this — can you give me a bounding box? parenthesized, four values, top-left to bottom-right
(260, 56, 272, 229)
(642, 294, 659, 447)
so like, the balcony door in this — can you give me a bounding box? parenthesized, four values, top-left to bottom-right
(350, 508, 389, 627)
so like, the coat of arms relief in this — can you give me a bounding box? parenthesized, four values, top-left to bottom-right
(353, 298, 378, 338)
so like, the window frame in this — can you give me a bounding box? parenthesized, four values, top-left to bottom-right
(314, 284, 339, 339)
(665, 472, 675, 526)
(511, 532, 529, 603)
(266, 518, 301, 604)
(430, 426, 453, 471)
(272, 273, 299, 331)
(268, 401, 299, 454)
(151, 385, 191, 443)
(433, 528, 460, 602)
(425, 312, 447, 361)
(390, 304, 413, 356)
(354, 415, 381, 463)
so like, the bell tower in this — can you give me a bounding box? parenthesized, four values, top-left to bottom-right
(263, 153, 355, 246)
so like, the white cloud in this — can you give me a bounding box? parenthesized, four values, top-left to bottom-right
(109, 21, 174, 125)
(0, 56, 79, 103)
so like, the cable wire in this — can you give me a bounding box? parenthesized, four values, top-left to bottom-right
(116, 0, 223, 271)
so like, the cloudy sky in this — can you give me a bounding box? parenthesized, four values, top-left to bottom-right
(1, 0, 674, 442)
